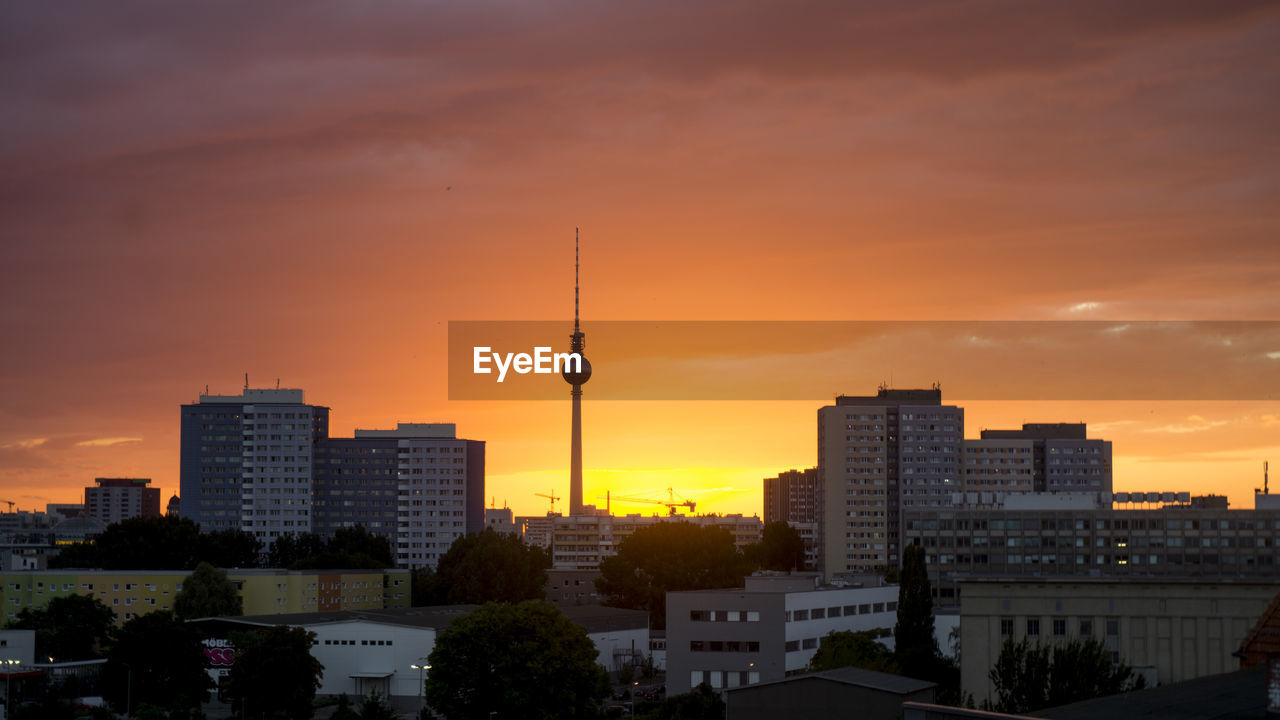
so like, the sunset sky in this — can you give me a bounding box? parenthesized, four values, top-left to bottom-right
(1, 1, 1278, 518)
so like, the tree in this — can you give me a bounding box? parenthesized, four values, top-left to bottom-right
(357, 692, 401, 720)
(597, 523, 752, 629)
(807, 630, 898, 673)
(987, 636, 1142, 714)
(744, 521, 806, 571)
(267, 532, 328, 568)
(634, 684, 724, 720)
(196, 529, 263, 568)
(9, 594, 114, 661)
(894, 545, 938, 679)
(174, 562, 243, 619)
(225, 626, 323, 719)
(102, 611, 212, 713)
(48, 515, 261, 570)
(425, 601, 609, 720)
(268, 526, 394, 570)
(422, 528, 551, 605)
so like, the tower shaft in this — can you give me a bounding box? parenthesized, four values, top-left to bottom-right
(570, 386, 584, 515)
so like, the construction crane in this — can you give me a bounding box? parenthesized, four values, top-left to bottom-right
(609, 487, 696, 516)
(534, 490, 561, 514)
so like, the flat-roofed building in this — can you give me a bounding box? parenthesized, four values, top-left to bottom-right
(666, 573, 900, 695)
(958, 578, 1279, 707)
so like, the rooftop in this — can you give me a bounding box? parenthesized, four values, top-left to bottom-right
(199, 603, 649, 634)
(726, 665, 935, 696)
(1031, 664, 1265, 719)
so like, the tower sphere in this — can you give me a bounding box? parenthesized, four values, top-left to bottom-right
(562, 354, 592, 386)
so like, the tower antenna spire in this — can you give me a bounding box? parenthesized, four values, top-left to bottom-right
(574, 227, 581, 334)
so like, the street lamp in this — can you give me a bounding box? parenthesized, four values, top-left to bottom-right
(409, 659, 431, 709)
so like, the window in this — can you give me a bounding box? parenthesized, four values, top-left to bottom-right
(802, 638, 817, 650)
(1080, 619, 1093, 637)
(793, 609, 809, 621)
(1027, 619, 1041, 636)
(690, 610, 708, 622)
(812, 608, 826, 619)
(1000, 618, 1014, 637)
(785, 640, 799, 652)
(1053, 618, 1066, 637)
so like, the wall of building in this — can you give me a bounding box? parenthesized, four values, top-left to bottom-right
(958, 578, 1279, 705)
(666, 579, 900, 695)
(903, 507, 1280, 604)
(0, 568, 409, 624)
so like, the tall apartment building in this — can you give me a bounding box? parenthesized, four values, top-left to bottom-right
(763, 468, 820, 568)
(960, 439, 1034, 497)
(179, 388, 330, 540)
(817, 388, 962, 577)
(181, 389, 484, 567)
(979, 423, 1111, 493)
(341, 423, 484, 568)
(84, 478, 161, 524)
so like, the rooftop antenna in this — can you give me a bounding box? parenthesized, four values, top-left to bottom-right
(244, 373, 249, 390)
(1266, 461, 1270, 495)
(276, 378, 280, 389)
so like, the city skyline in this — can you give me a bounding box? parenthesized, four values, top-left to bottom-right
(2, 2, 1279, 517)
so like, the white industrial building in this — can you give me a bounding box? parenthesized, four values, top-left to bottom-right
(666, 574, 904, 695)
(194, 604, 649, 701)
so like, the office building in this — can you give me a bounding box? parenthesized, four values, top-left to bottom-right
(84, 478, 161, 524)
(665, 574, 900, 695)
(903, 500, 1280, 603)
(817, 387, 962, 577)
(958, 577, 1279, 705)
(179, 387, 330, 540)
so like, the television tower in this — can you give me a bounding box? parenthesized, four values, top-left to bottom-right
(562, 229, 592, 515)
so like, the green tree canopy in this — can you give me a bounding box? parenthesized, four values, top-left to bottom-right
(744, 521, 807, 572)
(268, 526, 394, 569)
(225, 625, 324, 719)
(987, 636, 1143, 714)
(808, 630, 898, 674)
(9, 594, 114, 661)
(174, 561, 243, 619)
(425, 601, 609, 720)
(894, 545, 938, 677)
(597, 523, 752, 629)
(419, 528, 550, 605)
(48, 515, 261, 570)
(102, 610, 212, 713)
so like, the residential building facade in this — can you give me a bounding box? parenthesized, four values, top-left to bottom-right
(549, 513, 764, 570)
(818, 387, 961, 577)
(0, 568, 410, 624)
(84, 478, 161, 524)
